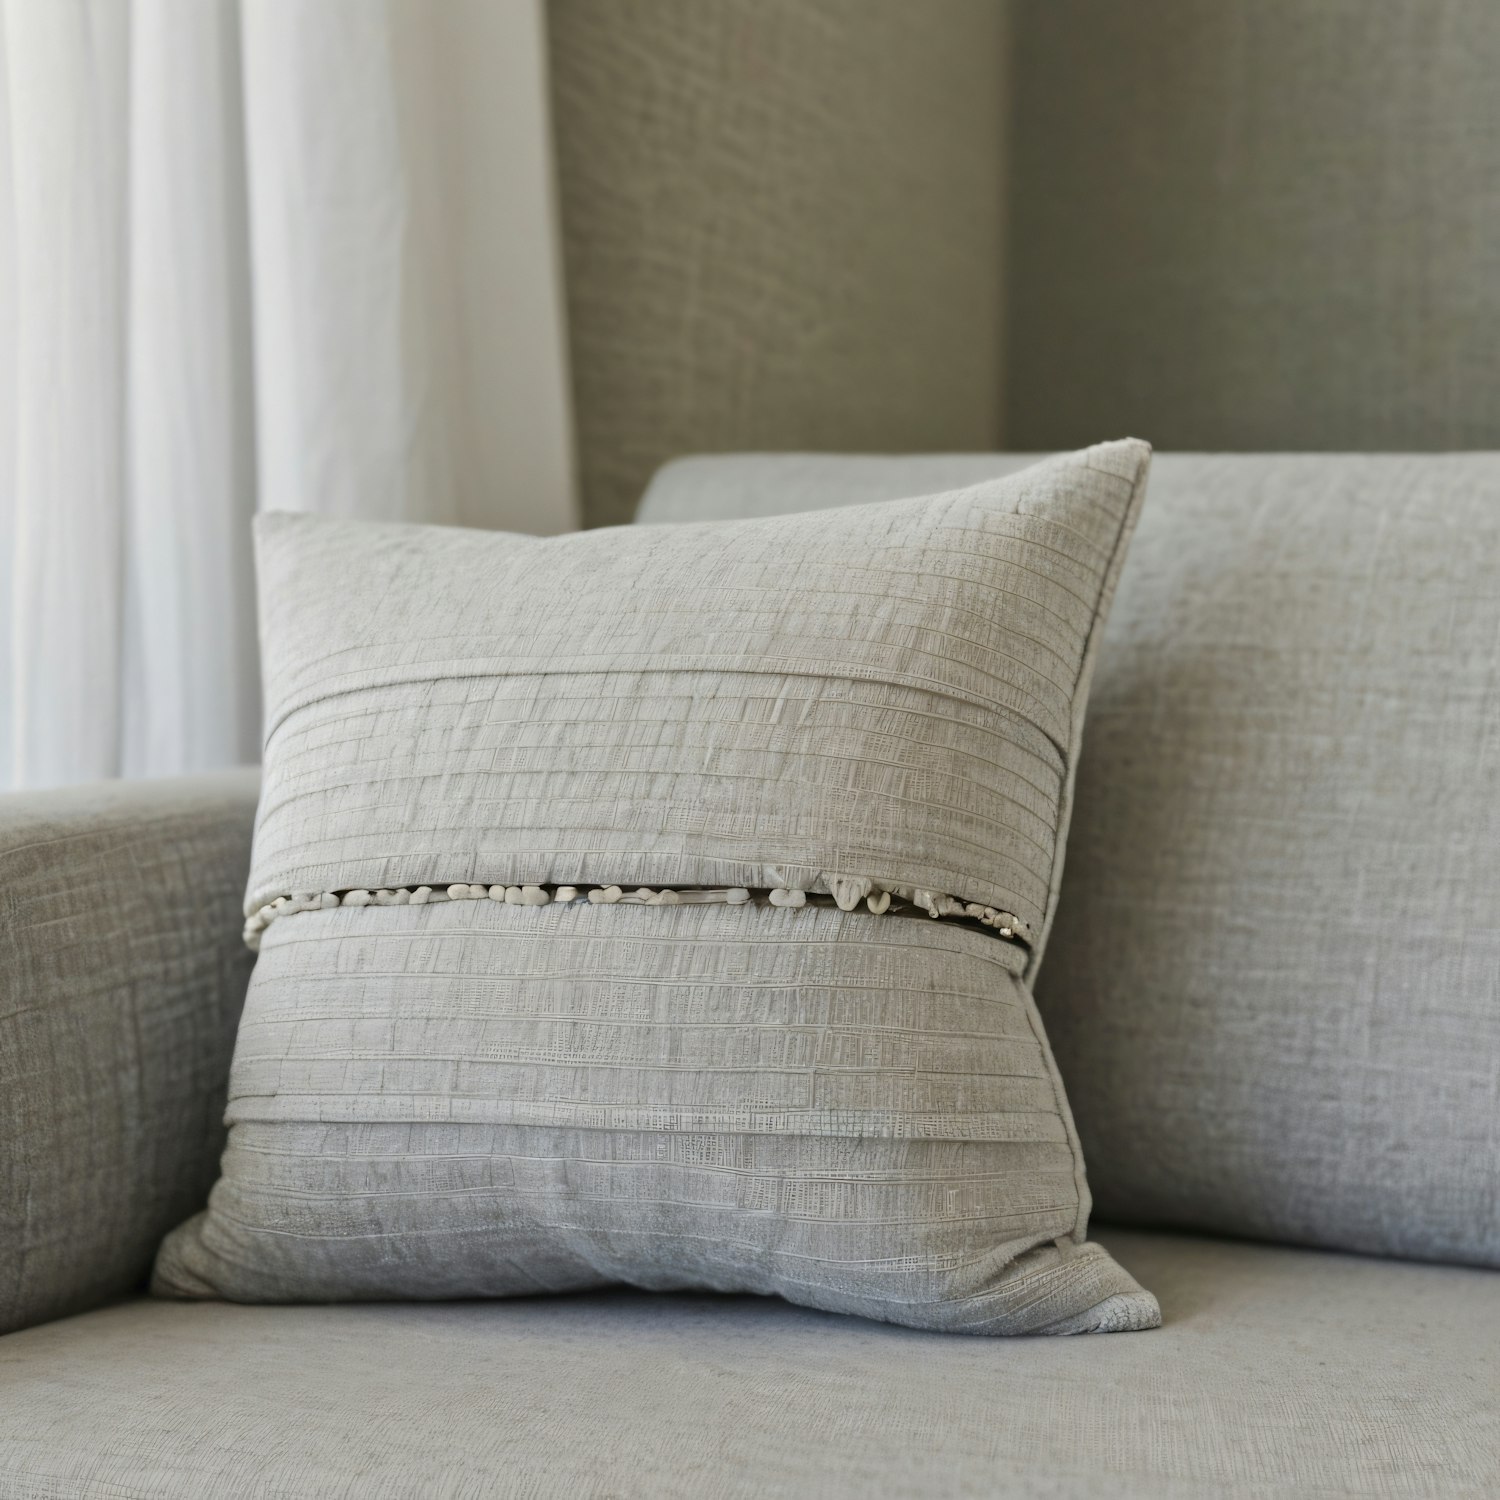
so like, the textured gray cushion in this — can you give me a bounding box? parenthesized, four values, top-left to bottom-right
(639, 451, 1500, 1266)
(0, 771, 259, 1336)
(155, 442, 1159, 1332)
(11, 1230, 1500, 1499)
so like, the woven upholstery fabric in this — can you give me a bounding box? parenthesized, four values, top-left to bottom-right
(640, 450, 1500, 1267)
(154, 441, 1158, 1332)
(547, 0, 1007, 527)
(13, 1232, 1500, 1499)
(1005, 3, 1500, 458)
(0, 771, 259, 1336)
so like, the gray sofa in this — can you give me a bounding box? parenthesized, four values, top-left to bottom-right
(2, 453, 1496, 1499)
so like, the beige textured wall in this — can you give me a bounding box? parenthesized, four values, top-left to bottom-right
(548, 0, 1008, 527)
(1004, 1, 1500, 452)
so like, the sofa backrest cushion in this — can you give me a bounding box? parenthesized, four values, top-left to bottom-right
(639, 451, 1500, 1267)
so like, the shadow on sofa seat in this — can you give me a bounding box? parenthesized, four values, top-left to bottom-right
(1, 1229, 1494, 1499)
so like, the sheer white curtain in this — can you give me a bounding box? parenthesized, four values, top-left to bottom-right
(0, 0, 577, 791)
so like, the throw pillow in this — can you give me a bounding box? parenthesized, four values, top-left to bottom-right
(154, 439, 1159, 1334)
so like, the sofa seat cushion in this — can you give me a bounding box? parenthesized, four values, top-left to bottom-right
(1, 1230, 1494, 1500)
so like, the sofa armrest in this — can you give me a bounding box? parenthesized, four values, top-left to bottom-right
(0, 770, 259, 1334)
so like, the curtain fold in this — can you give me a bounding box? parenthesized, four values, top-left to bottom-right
(2, 0, 130, 789)
(1, 0, 576, 791)
(124, 0, 257, 780)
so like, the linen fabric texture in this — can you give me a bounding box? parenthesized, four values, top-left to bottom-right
(639, 450, 1500, 1268)
(155, 440, 1160, 1333)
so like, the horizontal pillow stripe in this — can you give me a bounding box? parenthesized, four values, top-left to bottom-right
(227, 903, 1065, 1144)
(247, 446, 1145, 940)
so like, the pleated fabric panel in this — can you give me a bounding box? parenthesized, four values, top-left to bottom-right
(245, 440, 1150, 950)
(157, 901, 1155, 1333)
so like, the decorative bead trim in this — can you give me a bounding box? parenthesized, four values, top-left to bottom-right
(243, 881, 1033, 952)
